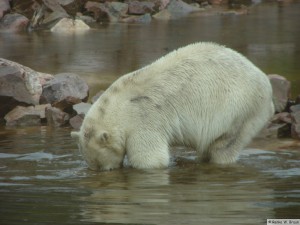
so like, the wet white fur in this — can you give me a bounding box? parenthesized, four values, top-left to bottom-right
(71, 42, 274, 171)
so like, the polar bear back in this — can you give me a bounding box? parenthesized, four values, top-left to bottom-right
(86, 42, 273, 151)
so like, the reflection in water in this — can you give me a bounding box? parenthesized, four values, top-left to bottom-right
(0, 127, 299, 224)
(0, 2, 299, 96)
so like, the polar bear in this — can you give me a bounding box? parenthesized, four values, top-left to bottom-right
(71, 42, 274, 171)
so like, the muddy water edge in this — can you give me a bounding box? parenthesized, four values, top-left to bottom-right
(0, 2, 300, 225)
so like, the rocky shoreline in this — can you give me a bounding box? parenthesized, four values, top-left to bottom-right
(0, 0, 292, 33)
(0, 58, 300, 140)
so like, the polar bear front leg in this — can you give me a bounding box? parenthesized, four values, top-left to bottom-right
(126, 130, 170, 169)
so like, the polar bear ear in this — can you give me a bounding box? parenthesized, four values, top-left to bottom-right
(98, 131, 110, 143)
(71, 131, 80, 142)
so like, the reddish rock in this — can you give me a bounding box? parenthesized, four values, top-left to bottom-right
(127, 1, 155, 15)
(290, 104, 300, 140)
(40, 73, 89, 112)
(4, 104, 50, 127)
(46, 106, 70, 127)
(0, 13, 29, 32)
(0, 0, 10, 19)
(0, 58, 53, 118)
(268, 74, 291, 113)
(69, 113, 85, 130)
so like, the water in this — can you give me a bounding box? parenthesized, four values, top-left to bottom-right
(0, 126, 299, 224)
(0, 2, 300, 97)
(1, 2, 300, 224)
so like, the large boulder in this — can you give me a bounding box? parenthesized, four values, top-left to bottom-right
(0, 13, 29, 32)
(4, 104, 50, 127)
(0, 58, 53, 118)
(268, 74, 291, 113)
(153, 0, 200, 20)
(40, 73, 89, 112)
(69, 113, 85, 130)
(50, 18, 90, 33)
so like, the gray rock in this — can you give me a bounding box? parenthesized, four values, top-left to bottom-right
(45, 106, 70, 127)
(69, 113, 84, 130)
(127, 1, 155, 15)
(122, 13, 152, 23)
(0, 13, 29, 32)
(50, 18, 90, 33)
(291, 124, 300, 140)
(85, 1, 128, 22)
(0, 58, 53, 117)
(268, 74, 291, 113)
(291, 110, 300, 124)
(40, 73, 89, 112)
(290, 104, 300, 113)
(91, 90, 105, 104)
(4, 104, 50, 127)
(73, 102, 92, 115)
(153, 0, 200, 20)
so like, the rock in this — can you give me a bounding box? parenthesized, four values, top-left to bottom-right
(73, 102, 92, 115)
(291, 110, 300, 124)
(291, 124, 300, 140)
(91, 90, 105, 104)
(0, 13, 29, 32)
(4, 104, 50, 127)
(40, 73, 89, 112)
(69, 113, 85, 130)
(153, 0, 200, 20)
(258, 123, 290, 139)
(85, 1, 128, 22)
(268, 74, 291, 113)
(0, 58, 54, 118)
(0, 0, 10, 19)
(271, 112, 292, 124)
(290, 104, 300, 140)
(10, 0, 39, 20)
(290, 104, 300, 113)
(122, 13, 152, 23)
(46, 106, 70, 127)
(50, 18, 90, 33)
(154, 0, 170, 11)
(76, 14, 96, 24)
(127, 1, 155, 15)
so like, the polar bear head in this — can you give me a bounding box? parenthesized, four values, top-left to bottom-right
(71, 128, 125, 171)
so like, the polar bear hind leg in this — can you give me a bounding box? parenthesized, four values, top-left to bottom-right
(204, 111, 269, 164)
(126, 130, 170, 169)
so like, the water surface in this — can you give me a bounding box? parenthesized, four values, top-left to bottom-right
(0, 127, 299, 224)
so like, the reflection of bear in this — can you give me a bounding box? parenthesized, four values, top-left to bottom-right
(71, 42, 274, 171)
